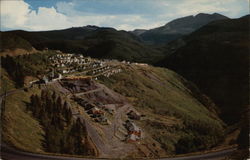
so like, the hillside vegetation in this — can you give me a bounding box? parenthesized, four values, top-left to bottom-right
(99, 64, 225, 153)
(0, 32, 33, 52)
(84, 29, 164, 63)
(2, 27, 164, 64)
(1, 87, 45, 153)
(1, 51, 55, 87)
(157, 15, 249, 124)
(1, 51, 226, 155)
(28, 89, 97, 155)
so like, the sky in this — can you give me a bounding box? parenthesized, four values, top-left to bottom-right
(1, 0, 249, 31)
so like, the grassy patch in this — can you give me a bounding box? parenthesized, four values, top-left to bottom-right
(0, 67, 15, 94)
(2, 87, 45, 153)
(99, 64, 225, 154)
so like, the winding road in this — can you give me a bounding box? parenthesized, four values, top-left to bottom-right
(1, 144, 236, 160)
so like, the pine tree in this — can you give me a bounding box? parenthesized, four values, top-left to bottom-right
(41, 89, 47, 101)
(52, 91, 57, 100)
(54, 96, 62, 114)
(30, 94, 36, 112)
(63, 102, 72, 125)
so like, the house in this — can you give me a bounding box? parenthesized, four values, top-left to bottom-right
(88, 107, 103, 115)
(125, 120, 141, 134)
(29, 79, 40, 85)
(95, 115, 107, 123)
(62, 70, 68, 74)
(127, 110, 141, 120)
(52, 73, 62, 81)
(42, 75, 49, 84)
(125, 120, 142, 142)
(84, 103, 95, 110)
(126, 133, 139, 142)
(102, 104, 116, 114)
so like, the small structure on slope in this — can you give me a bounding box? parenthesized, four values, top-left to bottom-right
(127, 110, 141, 120)
(125, 120, 142, 142)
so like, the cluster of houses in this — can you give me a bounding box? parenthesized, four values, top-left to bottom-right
(122, 60, 149, 67)
(132, 63, 148, 66)
(101, 68, 122, 78)
(124, 109, 142, 142)
(87, 66, 110, 75)
(74, 97, 109, 125)
(87, 66, 122, 79)
(50, 54, 90, 66)
(49, 53, 105, 75)
(48, 53, 122, 80)
(74, 96, 142, 142)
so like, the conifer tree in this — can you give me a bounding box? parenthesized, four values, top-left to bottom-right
(41, 89, 47, 101)
(55, 96, 62, 113)
(52, 91, 57, 101)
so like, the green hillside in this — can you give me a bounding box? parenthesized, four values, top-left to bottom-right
(1, 51, 55, 87)
(0, 32, 33, 52)
(1, 87, 45, 153)
(99, 64, 225, 153)
(157, 15, 249, 124)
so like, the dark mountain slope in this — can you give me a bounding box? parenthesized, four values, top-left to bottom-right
(84, 28, 164, 63)
(3, 27, 164, 63)
(3, 26, 101, 53)
(131, 29, 147, 36)
(0, 32, 33, 51)
(9, 25, 99, 41)
(157, 15, 250, 124)
(136, 13, 228, 44)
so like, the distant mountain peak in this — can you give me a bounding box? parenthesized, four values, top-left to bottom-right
(195, 13, 209, 16)
(131, 29, 147, 36)
(212, 12, 227, 16)
(195, 13, 229, 19)
(84, 25, 99, 29)
(134, 13, 229, 44)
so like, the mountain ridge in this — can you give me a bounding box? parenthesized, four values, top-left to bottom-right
(1, 26, 164, 63)
(132, 13, 229, 44)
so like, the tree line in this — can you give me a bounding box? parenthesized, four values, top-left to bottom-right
(175, 118, 224, 154)
(1, 53, 52, 88)
(28, 89, 97, 156)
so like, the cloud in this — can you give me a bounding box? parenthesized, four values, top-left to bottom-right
(26, 7, 72, 31)
(1, 0, 30, 29)
(173, 0, 248, 18)
(0, 0, 249, 31)
(1, 0, 71, 31)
